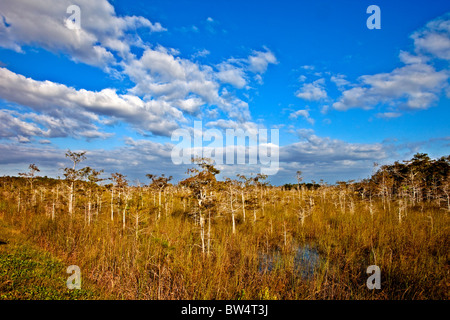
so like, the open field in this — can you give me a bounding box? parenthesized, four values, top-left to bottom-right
(0, 154, 448, 300)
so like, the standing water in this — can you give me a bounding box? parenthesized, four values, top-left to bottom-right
(258, 243, 321, 280)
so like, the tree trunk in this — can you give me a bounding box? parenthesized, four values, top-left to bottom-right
(135, 210, 139, 240)
(241, 191, 246, 222)
(123, 193, 128, 230)
(88, 200, 91, 225)
(207, 211, 211, 256)
(158, 189, 162, 220)
(111, 188, 114, 221)
(232, 211, 235, 234)
(17, 188, 20, 213)
(69, 182, 74, 216)
(200, 212, 205, 255)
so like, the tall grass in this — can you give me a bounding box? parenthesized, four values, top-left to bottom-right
(0, 178, 448, 299)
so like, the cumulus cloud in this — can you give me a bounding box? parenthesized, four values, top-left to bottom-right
(411, 13, 450, 61)
(0, 109, 47, 139)
(330, 74, 350, 89)
(205, 119, 261, 136)
(296, 78, 328, 101)
(332, 63, 448, 111)
(247, 48, 278, 74)
(174, 97, 204, 114)
(0, 67, 183, 137)
(0, 0, 166, 70)
(280, 129, 386, 165)
(216, 62, 247, 88)
(122, 46, 256, 120)
(0, 0, 281, 130)
(333, 13, 450, 113)
(289, 109, 315, 125)
(0, 124, 403, 185)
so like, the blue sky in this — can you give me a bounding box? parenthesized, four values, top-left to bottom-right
(0, 0, 449, 185)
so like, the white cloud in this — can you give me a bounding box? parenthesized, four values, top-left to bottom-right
(289, 109, 315, 125)
(205, 119, 261, 136)
(411, 13, 450, 60)
(300, 65, 315, 71)
(216, 62, 247, 88)
(247, 48, 278, 74)
(0, 138, 185, 183)
(123, 46, 253, 120)
(0, 67, 183, 137)
(296, 79, 328, 101)
(298, 75, 307, 82)
(0, 0, 166, 70)
(0, 110, 46, 138)
(333, 14, 450, 113)
(280, 129, 387, 164)
(0, 0, 278, 126)
(175, 97, 204, 114)
(192, 49, 210, 58)
(398, 51, 429, 65)
(320, 105, 330, 114)
(376, 112, 402, 119)
(330, 74, 350, 89)
(332, 63, 448, 111)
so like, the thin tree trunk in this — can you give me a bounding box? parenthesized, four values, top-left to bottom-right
(88, 198, 91, 225)
(241, 191, 246, 222)
(17, 188, 20, 213)
(207, 211, 211, 256)
(135, 210, 139, 240)
(200, 212, 205, 255)
(232, 211, 235, 234)
(111, 188, 114, 221)
(123, 193, 129, 230)
(158, 189, 162, 220)
(69, 182, 74, 216)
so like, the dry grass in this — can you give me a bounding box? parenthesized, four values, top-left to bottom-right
(0, 178, 448, 300)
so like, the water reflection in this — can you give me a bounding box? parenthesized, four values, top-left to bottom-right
(258, 243, 321, 280)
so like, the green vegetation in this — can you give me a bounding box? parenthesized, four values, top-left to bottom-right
(0, 221, 99, 299)
(0, 152, 448, 299)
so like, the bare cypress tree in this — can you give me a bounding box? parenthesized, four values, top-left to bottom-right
(79, 167, 104, 225)
(224, 178, 240, 234)
(296, 170, 303, 202)
(18, 164, 40, 190)
(109, 172, 128, 225)
(179, 157, 219, 257)
(146, 174, 172, 220)
(63, 150, 86, 216)
(18, 164, 40, 208)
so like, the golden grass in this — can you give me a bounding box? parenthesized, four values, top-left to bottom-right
(0, 180, 448, 300)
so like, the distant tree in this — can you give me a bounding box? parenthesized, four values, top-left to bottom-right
(18, 163, 40, 190)
(368, 153, 450, 206)
(18, 163, 41, 208)
(180, 157, 220, 208)
(79, 167, 104, 225)
(109, 172, 128, 223)
(146, 173, 172, 220)
(223, 177, 240, 234)
(63, 150, 86, 216)
(237, 173, 268, 222)
(179, 157, 220, 256)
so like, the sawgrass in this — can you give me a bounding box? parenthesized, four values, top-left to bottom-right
(0, 179, 448, 300)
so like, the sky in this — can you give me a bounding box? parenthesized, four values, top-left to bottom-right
(0, 0, 449, 185)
